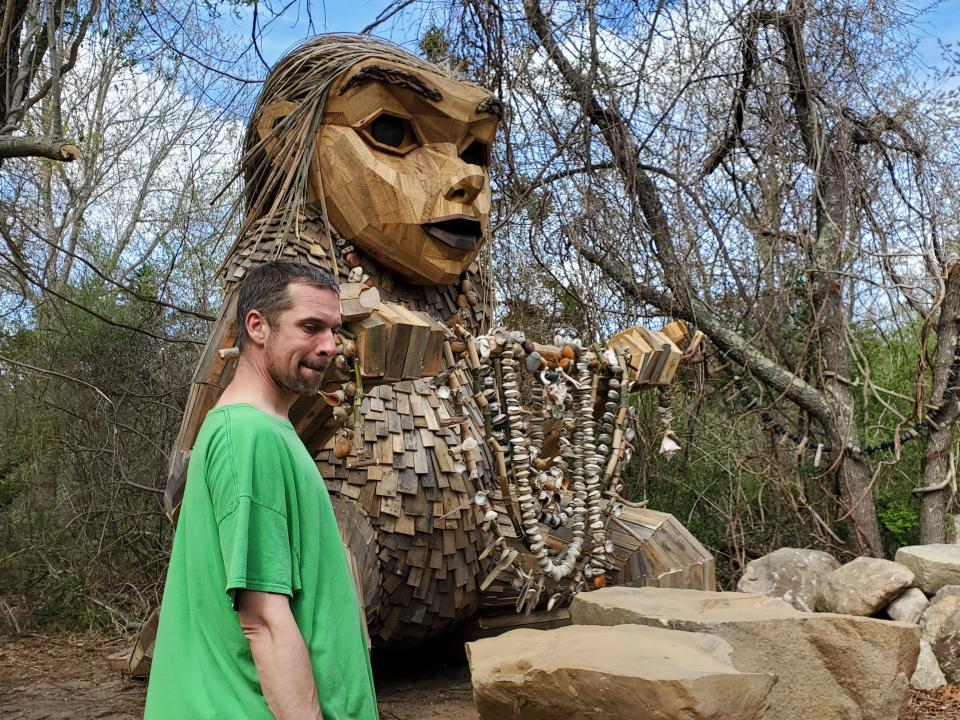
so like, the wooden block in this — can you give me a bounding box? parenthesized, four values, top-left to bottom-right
(353, 313, 388, 377)
(340, 282, 381, 322)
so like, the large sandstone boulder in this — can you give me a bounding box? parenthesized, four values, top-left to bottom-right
(571, 587, 920, 720)
(920, 585, 960, 684)
(886, 588, 929, 624)
(737, 547, 839, 611)
(911, 639, 947, 691)
(895, 544, 960, 595)
(466, 624, 775, 720)
(815, 557, 914, 615)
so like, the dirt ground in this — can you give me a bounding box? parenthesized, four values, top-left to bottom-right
(0, 633, 477, 720)
(1, 632, 958, 719)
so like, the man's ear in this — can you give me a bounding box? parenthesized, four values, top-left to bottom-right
(244, 309, 270, 347)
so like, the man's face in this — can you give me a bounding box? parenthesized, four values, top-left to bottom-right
(314, 60, 500, 285)
(260, 283, 341, 397)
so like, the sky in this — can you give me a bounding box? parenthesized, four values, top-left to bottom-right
(215, 1, 960, 77)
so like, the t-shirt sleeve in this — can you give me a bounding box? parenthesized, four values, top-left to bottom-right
(218, 496, 294, 600)
(204, 410, 302, 604)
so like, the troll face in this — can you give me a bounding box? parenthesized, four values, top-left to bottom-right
(315, 61, 500, 285)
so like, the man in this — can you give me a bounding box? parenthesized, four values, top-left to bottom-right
(144, 260, 378, 719)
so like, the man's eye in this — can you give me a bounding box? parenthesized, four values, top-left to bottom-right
(359, 113, 419, 155)
(460, 139, 489, 167)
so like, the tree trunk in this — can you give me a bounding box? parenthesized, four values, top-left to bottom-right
(919, 262, 960, 543)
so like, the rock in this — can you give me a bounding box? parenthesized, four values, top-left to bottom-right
(736, 547, 840, 611)
(466, 624, 775, 720)
(815, 556, 915, 615)
(895, 545, 960, 595)
(886, 588, 929, 624)
(920, 585, 960, 684)
(572, 587, 920, 720)
(911, 640, 947, 690)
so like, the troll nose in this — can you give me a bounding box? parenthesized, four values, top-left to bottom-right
(443, 167, 485, 204)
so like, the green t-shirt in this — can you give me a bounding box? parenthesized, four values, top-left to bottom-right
(144, 404, 377, 719)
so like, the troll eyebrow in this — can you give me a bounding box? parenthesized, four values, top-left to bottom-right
(339, 65, 443, 102)
(477, 95, 504, 119)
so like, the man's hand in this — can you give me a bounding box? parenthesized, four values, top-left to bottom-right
(236, 590, 322, 720)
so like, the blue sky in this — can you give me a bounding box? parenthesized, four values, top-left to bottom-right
(216, 1, 960, 77)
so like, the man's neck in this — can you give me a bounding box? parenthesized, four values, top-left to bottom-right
(216, 355, 297, 420)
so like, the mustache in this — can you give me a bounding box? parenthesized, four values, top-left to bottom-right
(300, 358, 330, 372)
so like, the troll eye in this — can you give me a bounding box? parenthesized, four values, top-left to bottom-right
(359, 112, 419, 155)
(460, 139, 489, 167)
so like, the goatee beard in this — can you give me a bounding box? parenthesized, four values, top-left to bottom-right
(269, 358, 329, 397)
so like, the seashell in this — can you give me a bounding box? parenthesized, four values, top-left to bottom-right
(477, 336, 491, 359)
(612, 503, 624, 517)
(320, 389, 346, 407)
(453, 461, 467, 474)
(484, 509, 498, 522)
(344, 381, 357, 398)
(659, 431, 681, 459)
(590, 520, 605, 531)
(460, 278, 474, 293)
(525, 352, 543, 372)
(436, 384, 451, 400)
(547, 593, 563, 613)
(333, 429, 353, 460)
(462, 437, 478, 452)
(604, 539, 615, 554)
(593, 574, 607, 589)
(347, 265, 363, 283)
(474, 492, 488, 507)
(466, 290, 480, 306)
(332, 405, 350, 422)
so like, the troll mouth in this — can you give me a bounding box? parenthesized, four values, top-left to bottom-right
(422, 215, 483, 251)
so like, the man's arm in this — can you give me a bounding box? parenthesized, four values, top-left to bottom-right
(236, 590, 322, 720)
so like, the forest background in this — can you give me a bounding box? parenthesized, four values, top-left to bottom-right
(1, 0, 960, 634)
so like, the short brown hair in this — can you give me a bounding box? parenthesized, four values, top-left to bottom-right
(235, 260, 339, 349)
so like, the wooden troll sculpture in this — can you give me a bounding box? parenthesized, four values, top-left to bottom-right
(161, 34, 713, 650)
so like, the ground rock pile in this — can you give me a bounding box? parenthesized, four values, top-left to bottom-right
(741, 544, 960, 690)
(571, 587, 918, 720)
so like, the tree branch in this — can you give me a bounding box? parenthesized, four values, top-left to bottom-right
(0, 135, 78, 161)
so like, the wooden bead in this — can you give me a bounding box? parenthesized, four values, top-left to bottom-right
(460, 278, 474, 293)
(344, 251, 361, 267)
(593, 574, 606, 589)
(456, 293, 470, 309)
(465, 290, 480, 306)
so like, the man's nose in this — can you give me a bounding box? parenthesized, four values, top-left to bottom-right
(315, 329, 337, 357)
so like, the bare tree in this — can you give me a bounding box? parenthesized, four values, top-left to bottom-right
(409, 0, 960, 555)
